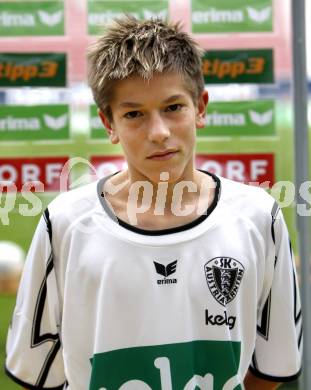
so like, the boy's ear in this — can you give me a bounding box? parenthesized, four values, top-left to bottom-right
(98, 110, 119, 144)
(196, 90, 208, 129)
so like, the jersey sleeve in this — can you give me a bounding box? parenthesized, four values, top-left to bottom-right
(250, 203, 302, 382)
(5, 209, 66, 390)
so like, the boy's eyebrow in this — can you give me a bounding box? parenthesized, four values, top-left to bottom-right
(118, 94, 186, 108)
(118, 101, 142, 108)
(163, 94, 186, 103)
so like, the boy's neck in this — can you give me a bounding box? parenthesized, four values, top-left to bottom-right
(103, 170, 216, 229)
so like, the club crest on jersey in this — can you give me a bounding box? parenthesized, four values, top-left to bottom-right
(204, 257, 244, 307)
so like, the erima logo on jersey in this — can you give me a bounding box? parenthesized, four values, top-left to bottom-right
(204, 257, 244, 307)
(154, 260, 177, 285)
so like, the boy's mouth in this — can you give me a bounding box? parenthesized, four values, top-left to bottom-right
(147, 149, 178, 160)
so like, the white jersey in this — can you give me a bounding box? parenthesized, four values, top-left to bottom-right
(6, 172, 302, 390)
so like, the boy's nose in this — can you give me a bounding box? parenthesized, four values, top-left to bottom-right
(147, 113, 170, 143)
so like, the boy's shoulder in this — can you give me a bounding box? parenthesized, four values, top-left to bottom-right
(218, 176, 277, 217)
(47, 180, 101, 227)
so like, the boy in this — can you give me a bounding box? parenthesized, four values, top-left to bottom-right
(6, 16, 302, 390)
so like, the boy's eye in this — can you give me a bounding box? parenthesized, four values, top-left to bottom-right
(166, 104, 183, 112)
(124, 111, 141, 119)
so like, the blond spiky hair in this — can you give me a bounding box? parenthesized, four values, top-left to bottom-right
(87, 15, 205, 121)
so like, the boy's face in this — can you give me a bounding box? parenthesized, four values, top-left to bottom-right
(99, 72, 208, 184)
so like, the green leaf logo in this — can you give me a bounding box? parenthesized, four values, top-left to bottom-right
(37, 10, 63, 26)
(249, 110, 273, 126)
(247, 7, 271, 23)
(43, 114, 68, 130)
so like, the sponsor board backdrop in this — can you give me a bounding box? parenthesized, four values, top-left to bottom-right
(0, 156, 69, 192)
(88, 0, 169, 35)
(0, 0, 308, 266)
(0, 53, 67, 87)
(90, 154, 275, 186)
(202, 49, 274, 84)
(0, 1, 65, 36)
(191, 0, 273, 33)
(0, 105, 69, 141)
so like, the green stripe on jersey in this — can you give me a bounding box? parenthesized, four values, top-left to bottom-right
(90, 340, 242, 389)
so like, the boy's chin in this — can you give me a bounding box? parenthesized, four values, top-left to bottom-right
(143, 167, 190, 184)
